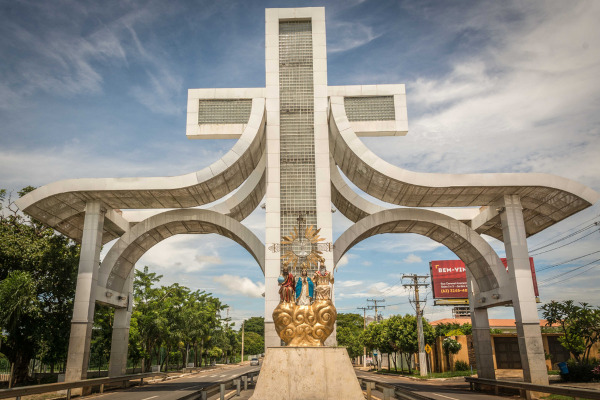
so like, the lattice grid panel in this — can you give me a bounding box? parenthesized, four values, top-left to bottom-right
(279, 20, 318, 276)
(198, 99, 252, 124)
(344, 96, 395, 121)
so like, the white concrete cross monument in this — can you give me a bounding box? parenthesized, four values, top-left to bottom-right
(16, 6, 599, 390)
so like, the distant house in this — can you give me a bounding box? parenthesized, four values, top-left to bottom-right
(428, 318, 572, 372)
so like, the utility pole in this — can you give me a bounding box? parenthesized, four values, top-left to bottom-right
(402, 274, 429, 376)
(366, 299, 385, 322)
(366, 299, 385, 370)
(241, 320, 245, 363)
(357, 306, 368, 368)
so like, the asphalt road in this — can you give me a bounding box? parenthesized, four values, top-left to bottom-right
(84, 364, 260, 400)
(355, 370, 519, 400)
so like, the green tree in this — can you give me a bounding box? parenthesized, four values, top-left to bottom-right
(243, 332, 264, 356)
(337, 313, 364, 359)
(383, 315, 435, 373)
(337, 313, 364, 332)
(541, 300, 600, 363)
(89, 305, 114, 372)
(442, 337, 462, 371)
(243, 317, 265, 337)
(0, 187, 80, 384)
(337, 326, 363, 359)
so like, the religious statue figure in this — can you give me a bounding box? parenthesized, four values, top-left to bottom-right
(278, 264, 295, 303)
(313, 259, 334, 300)
(295, 265, 314, 306)
(273, 225, 337, 347)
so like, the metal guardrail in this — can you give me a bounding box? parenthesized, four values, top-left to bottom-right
(358, 376, 430, 400)
(180, 369, 260, 400)
(0, 371, 168, 400)
(466, 377, 600, 399)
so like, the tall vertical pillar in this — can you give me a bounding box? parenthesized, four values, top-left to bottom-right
(263, 7, 283, 349)
(263, 7, 331, 349)
(65, 201, 106, 382)
(467, 270, 495, 379)
(108, 271, 134, 376)
(499, 195, 548, 386)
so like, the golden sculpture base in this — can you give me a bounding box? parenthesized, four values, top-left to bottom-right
(250, 347, 364, 400)
(272, 300, 336, 346)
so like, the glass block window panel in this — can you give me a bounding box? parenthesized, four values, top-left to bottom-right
(344, 96, 395, 121)
(198, 99, 252, 124)
(279, 20, 318, 275)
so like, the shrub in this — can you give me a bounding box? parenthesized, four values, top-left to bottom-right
(442, 337, 462, 355)
(561, 359, 598, 382)
(455, 360, 470, 371)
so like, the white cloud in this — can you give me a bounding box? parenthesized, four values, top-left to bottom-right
(135, 235, 227, 273)
(363, 1, 600, 191)
(213, 275, 265, 298)
(337, 280, 408, 299)
(337, 255, 350, 268)
(402, 254, 422, 264)
(328, 21, 381, 53)
(337, 280, 363, 288)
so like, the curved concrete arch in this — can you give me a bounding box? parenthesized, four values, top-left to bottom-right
(333, 208, 508, 294)
(98, 209, 265, 293)
(330, 155, 385, 223)
(329, 96, 598, 238)
(123, 152, 266, 225)
(207, 152, 265, 221)
(331, 156, 494, 236)
(15, 98, 266, 242)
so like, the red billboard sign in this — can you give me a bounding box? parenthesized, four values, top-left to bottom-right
(429, 258, 539, 299)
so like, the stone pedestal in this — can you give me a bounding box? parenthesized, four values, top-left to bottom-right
(251, 347, 363, 400)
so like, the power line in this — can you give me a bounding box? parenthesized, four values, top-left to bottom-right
(529, 221, 598, 252)
(538, 258, 600, 285)
(530, 228, 599, 256)
(529, 214, 600, 249)
(378, 277, 403, 296)
(539, 263, 600, 287)
(536, 250, 600, 272)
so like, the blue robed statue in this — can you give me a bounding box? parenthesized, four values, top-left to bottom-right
(295, 266, 314, 306)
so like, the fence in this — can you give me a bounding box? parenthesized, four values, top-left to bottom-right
(465, 377, 600, 399)
(0, 371, 167, 400)
(0, 367, 261, 400)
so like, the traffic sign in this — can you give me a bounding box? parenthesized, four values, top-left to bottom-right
(425, 344, 432, 354)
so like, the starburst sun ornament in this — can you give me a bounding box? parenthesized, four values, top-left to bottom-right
(281, 225, 326, 269)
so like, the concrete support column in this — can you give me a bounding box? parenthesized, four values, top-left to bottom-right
(466, 269, 495, 379)
(65, 201, 106, 382)
(499, 195, 548, 386)
(471, 308, 496, 379)
(108, 272, 134, 377)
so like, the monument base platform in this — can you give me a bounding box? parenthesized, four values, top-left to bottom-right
(250, 347, 363, 400)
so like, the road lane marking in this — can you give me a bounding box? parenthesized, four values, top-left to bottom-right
(210, 374, 218, 377)
(429, 393, 460, 400)
(141, 396, 158, 400)
(220, 374, 227, 377)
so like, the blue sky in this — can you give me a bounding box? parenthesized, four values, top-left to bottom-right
(1, 0, 600, 328)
